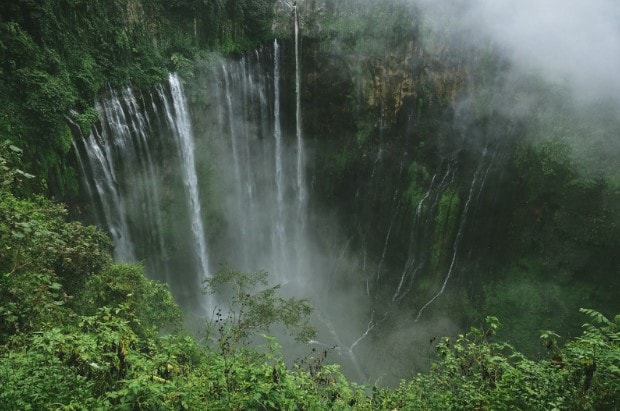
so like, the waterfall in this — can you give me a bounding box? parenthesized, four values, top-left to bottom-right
(375, 189, 401, 284)
(121, 88, 168, 274)
(415, 163, 482, 322)
(72, 41, 497, 383)
(273, 40, 286, 276)
(74, 76, 214, 313)
(222, 63, 249, 267)
(390, 161, 457, 305)
(168, 74, 211, 287)
(74, 29, 313, 316)
(392, 173, 438, 302)
(74, 88, 146, 263)
(196, 45, 313, 285)
(294, 4, 307, 229)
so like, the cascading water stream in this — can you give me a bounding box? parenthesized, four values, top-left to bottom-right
(292, 5, 310, 284)
(66, 114, 97, 213)
(120, 88, 168, 271)
(242, 59, 260, 247)
(168, 74, 211, 290)
(294, 3, 307, 229)
(204, 44, 311, 285)
(391, 162, 456, 305)
(392, 173, 438, 302)
(223, 63, 252, 268)
(375, 189, 401, 284)
(273, 40, 286, 278)
(414, 161, 483, 322)
(77, 91, 144, 263)
(76, 75, 216, 313)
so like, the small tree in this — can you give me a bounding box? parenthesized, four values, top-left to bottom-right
(203, 266, 316, 353)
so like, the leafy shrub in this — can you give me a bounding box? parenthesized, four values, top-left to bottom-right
(375, 311, 619, 410)
(72, 263, 182, 338)
(0, 349, 93, 409)
(204, 267, 317, 350)
(0, 143, 110, 341)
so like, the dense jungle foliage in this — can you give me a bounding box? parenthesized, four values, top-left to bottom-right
(1, 144, 619, 409)
(0, 0, 619, 408)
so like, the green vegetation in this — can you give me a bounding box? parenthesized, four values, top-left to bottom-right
(404, 161, 431, 209)
(310, 0, 414, 57)
(204, 266, 316, 347)
(2, 143, 618, 409)
(429, 187, 461, 274)
(375, 312, 619, 410)
(1, 1, 618, 408)
(482, 260, 576, 355)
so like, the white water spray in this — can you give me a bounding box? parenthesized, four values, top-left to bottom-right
(273, 40, 286, 277)
(168, 74, 211, 288)
(294, 4, 307, 227)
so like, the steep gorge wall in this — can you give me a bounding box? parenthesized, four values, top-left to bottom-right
(294, 3, 498, 311)
(284, 1, 618, 359)
(7, 0, 616, 379)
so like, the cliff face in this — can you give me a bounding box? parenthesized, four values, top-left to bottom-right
(280, 3, 480, 322)
(273, 2, 619, 361)
(295, 2, 474, 211)
(291, 1, 465, 128)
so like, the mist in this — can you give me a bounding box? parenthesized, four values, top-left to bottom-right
(413, 0, 620, 104)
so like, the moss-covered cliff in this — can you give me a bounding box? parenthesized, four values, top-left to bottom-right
(0, 0, 276, 198)
(290, 0, 619, 358)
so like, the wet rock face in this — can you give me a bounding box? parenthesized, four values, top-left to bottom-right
(294, 15, 467, 137)
(281, 3, 520, 316)
(300, 43, 357, 140)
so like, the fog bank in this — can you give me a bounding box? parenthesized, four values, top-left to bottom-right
(415, 0, 620, 103)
